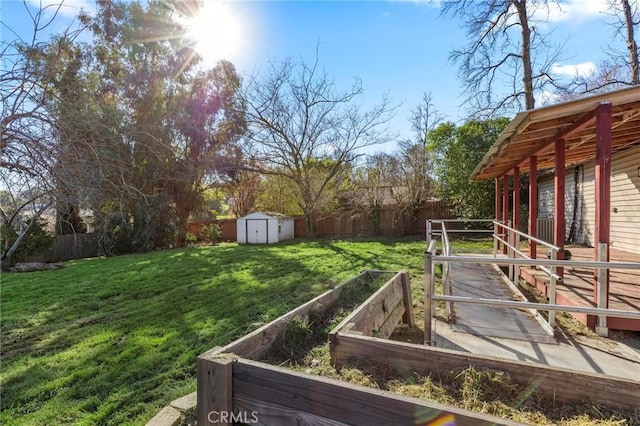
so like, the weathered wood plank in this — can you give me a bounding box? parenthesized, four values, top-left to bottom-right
(332, 333, 640, 410)
(401, 272, 415, 327)
(376, 299, 406, 339)
(329, 271, 405, 337)
(233, 359, 522, 426)
(216, 271, 373, 359)
(234, 393, 350, 426)
(197, 354, 233, 426)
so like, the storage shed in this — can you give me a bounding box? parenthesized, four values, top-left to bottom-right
(236, 212, 295, 244)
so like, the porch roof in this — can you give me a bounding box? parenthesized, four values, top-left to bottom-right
(471, 86, 640, 181)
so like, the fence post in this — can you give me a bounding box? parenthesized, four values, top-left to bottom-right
(549, 250, 557, 329)
(424, 252, 433, 346)
(596, 242, 609, 337)
(197, 352, 234, 425)
(426, 220, 432, 246)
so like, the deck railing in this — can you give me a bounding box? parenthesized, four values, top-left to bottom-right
(424, 218, 640, 343)
(493, 220, 563, 326)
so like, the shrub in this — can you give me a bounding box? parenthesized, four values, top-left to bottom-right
(185, 232, 198, 244)
(201, 223, 222, 245)
(1, 217, 56, 265)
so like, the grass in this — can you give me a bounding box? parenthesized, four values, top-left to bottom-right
(1, 237, 434, 425)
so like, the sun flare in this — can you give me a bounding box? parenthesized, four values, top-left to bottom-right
(187, 2, 243, 64)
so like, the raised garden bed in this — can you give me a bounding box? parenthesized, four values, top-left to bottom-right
(191, 270, 640, 426)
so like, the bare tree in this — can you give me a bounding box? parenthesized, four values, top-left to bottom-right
(241, 52, 396, 235)
(607, 0, 639, 85)
(442, 0, 563, 116)
(554, 1, 638, 98)
(229, 169, 260, 217)
(0, 2, 94, 267)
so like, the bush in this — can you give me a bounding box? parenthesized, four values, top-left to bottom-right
(185, 233, 198, 244)
(1, 217, 56, 265)
(201, 223, 222, 245)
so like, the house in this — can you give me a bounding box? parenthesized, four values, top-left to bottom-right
(470, 86, 640, 333)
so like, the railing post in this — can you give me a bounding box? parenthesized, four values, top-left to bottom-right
(493, 221, 498, 258)
(549, 250, 557, 329)
(596, 242, 609, 337)
(514, 232, 520, 283)
(507, 220, 514, 281)
(424, 251, 433, 346)
(426, 219, 432, 246)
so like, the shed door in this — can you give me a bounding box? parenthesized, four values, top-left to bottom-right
(247, 219, 268, 244)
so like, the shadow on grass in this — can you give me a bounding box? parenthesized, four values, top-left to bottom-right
(1, 241, 376, 424)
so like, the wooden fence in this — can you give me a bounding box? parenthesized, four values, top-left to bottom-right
(187, 219, 237, 242)
(24, 233, 100, 263)
(188, 202, 453, 241)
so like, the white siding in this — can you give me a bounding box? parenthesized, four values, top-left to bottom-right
(278, 219, 295, 241)
(237, 218, 247, 243)
(580, 164, 596, 248)
(610, 145, 640, 253)
(537, 169, 586, 244)
(537, 145, 640, 254)
(538, 177, 555, 219)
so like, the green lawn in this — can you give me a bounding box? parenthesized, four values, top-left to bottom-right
(1, 237, 443, 425)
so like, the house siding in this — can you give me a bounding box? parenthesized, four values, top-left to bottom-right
(538, 145, 640, 254)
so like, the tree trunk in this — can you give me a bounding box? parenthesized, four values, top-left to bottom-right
(515, 0, 535, 109)
(622, 0, 639, 85)
(304, 211, 316, 238)
(1, 201, 53, 269)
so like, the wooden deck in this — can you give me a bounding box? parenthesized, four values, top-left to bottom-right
(519, 246, 640, 331)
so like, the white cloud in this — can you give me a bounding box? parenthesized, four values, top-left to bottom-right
(551, 61, 597, 77)
(531, 0, 607, 24)
(27, 0, 96, 19)
(391, 0, 441, 7)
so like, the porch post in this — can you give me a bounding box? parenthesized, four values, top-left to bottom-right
(503, 174, 509, 254)
(529, 156, 538, 259)
(594, 102, 612, 336)
(512, 167, 521, 280)
(513, 167, 520, 231)
(495, 178, 501, 221)
(554, 139, 566, 279)
(495, 177, 502, 252)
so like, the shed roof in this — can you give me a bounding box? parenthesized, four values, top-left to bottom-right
(471, 86, 640, 181)
(238, 212, 293, 220)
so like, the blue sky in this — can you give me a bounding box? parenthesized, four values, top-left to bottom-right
(1, 0, 629, 153)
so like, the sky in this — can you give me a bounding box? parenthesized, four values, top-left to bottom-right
(1, 0, 632, 154)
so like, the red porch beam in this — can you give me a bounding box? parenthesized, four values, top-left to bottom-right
(594, 102, 612, 306)
(495, 178, 501, 220)
(554, 139, 566, 278)
(495, 178, 502, 251)
(503, 175, 509, 254)
(529, 156, 538, 259)
(513, 167, 520, 231)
